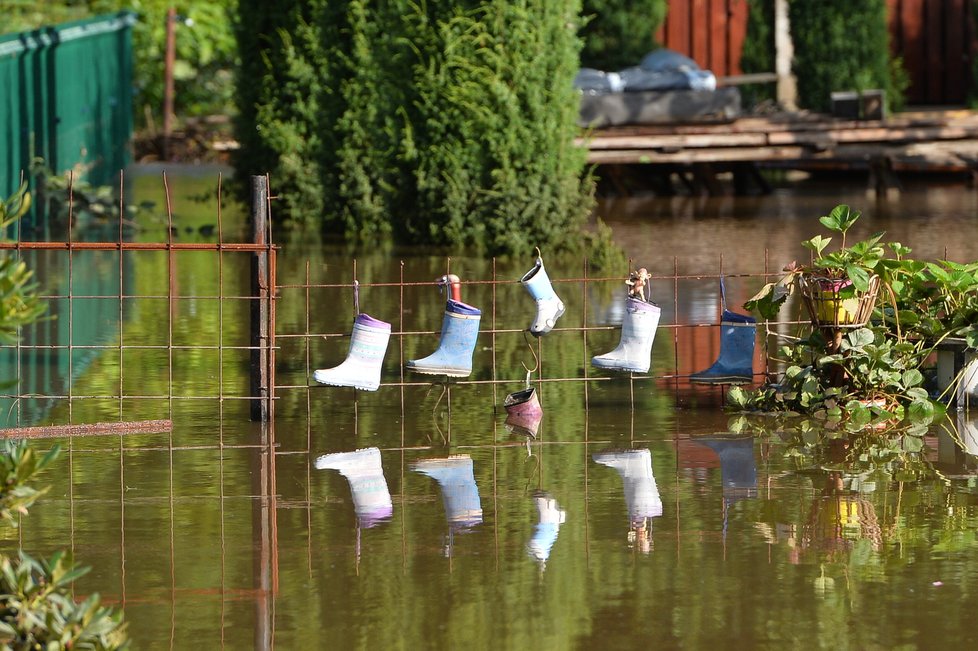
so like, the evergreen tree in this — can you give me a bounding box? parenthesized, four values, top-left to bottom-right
(578, 0, 668, 71)
(790, 0, 901, 113)
(234, 1, 594, 256)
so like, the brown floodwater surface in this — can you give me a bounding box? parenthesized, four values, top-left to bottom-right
(3, 169, 978, 649)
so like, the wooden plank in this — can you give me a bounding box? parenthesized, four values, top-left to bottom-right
(887, 0, 902, 55)
(946, 0, 967, 104)
(901, 0, 926, 104)
(691, 0, 709, 65)
(709, 0, 728, 75)
(586, 145, 809, 164)
(727, 0, 749, 76)
(666, 0, 690, 56)
(0, 419, 173, 439)
(926, 0, 944, 102)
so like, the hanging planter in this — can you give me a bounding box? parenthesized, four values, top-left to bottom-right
(799, 273, 881, 329)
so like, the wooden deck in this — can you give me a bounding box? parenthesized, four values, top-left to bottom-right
(579, 109, 978, 194)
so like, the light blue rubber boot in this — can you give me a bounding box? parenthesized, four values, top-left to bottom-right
(520, 256, 564, 336)
(592, 297, 661, 373)
(412, 455, 483, 530)
(314, 447, 393, 527)
(313, 313, 391, 391)
(690, 309, 756, 384)
(406, 299, 481, 377)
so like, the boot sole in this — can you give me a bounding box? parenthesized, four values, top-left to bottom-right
(689, 376, 752, 385)
(405, 366, 471, 377)
(312, 377, 380, 391)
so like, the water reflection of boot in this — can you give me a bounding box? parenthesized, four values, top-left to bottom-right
(527, 490, 567, 566)
(592, 297, 660, 374)
(313, 313, 391, 391)
(694, 436, 758, 500)
(412, 455, 483, 530)
(593, 448, 662, 552)
(314, 447, 393, 527)
(406, 300, 482, 377)
(520, 255, 564, 337)
(690, 310, 756, 385)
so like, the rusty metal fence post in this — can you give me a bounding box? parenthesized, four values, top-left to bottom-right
(250, 176, 271, 422)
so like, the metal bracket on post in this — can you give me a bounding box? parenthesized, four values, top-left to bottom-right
(250, 175, 270, 422)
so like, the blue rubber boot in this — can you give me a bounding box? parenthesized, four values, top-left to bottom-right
(412, 455, 483, 530)
(406, 299, 481, 377)
(314, 447, 393, 527)
(592, 297, 661, 373)
(690, 310, 756, 384)
(520, 256, 564, 336)
(313, 313, 391, 391)
(527, 490, 566, 566)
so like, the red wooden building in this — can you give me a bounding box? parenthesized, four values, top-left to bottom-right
(656, 0, 976, 106)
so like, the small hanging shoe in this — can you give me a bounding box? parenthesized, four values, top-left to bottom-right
(592, 295, 661, 374)
(690, 277, 756, 385)
(313, 313, 391, 391)
(520, 250, 564, 337)
(314, 447, 394, 527)
(406, 277, 482, 376)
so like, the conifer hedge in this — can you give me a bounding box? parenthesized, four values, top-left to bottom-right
(789, 0, 901, 113)
(578, 0, 667, 71)
(234, 1, 594, 256)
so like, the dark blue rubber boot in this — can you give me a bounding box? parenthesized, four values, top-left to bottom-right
(690, 309, 756, 384)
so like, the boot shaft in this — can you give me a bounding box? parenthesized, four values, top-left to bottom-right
(348, 313, 392, 362)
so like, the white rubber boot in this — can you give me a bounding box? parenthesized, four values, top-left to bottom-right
(592, 297, 661, 373)
(314, 313, 391, 391)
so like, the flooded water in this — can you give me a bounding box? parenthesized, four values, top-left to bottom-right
(4, 167, 978, 649)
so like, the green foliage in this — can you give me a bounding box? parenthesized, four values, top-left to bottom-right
(29, 159, 155, 228)
(578, 0, 668, 70)
(2, 1, 239, 129)
(0, 185, 47, 347)
(235, 0, 595, 257)
(0, 441, 129, 649)
(737, 202, 978, 422)
(0, 441, 58, 527)
(738, 0, 776, 107)
(744, 205, 883, 319)
(790, 0, 905, 112)
(0, 551, 130, 650)
(727, 326, 941, 427)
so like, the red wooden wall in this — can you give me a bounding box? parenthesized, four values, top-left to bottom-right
(656, 0, 975, 105)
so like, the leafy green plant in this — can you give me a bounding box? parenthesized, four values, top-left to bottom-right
(0, 441, 59, 527)
(744, 205, 884, 319)
(30, 158, 155, 228)
(0, 551, 130, 650)
(0, 440, 130, 649)
(1, 184, 47, 348)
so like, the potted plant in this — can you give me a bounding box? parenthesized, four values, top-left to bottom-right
(745, 204, 885, 329)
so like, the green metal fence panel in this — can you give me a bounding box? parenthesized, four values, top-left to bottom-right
(0, 11, 135, 200)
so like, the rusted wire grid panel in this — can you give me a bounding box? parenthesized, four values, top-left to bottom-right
(272, 262, 805, 394)
(0, 240, 276, 419)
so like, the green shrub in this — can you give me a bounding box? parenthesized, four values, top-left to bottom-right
(790, 0, 905, 112)
(579, 0, 668, 71)
(235, 1, 595, 257)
